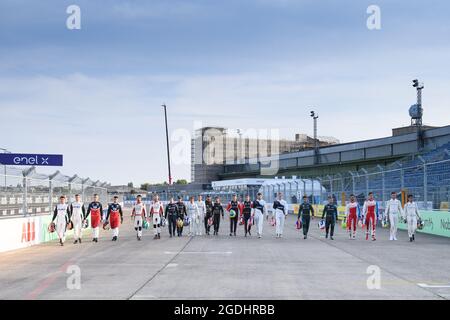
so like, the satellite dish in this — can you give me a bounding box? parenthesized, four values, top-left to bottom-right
(409, 104, 422, 119)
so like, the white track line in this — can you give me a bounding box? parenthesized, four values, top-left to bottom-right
(164, 251, 232, 255)
(417, 283, 450, 288)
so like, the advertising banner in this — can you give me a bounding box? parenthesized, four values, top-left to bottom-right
(0, 153, 63, 166)
(398, 210, 450, 237)
(0, 214, 91, 253)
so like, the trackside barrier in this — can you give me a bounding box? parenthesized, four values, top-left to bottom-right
(0, 214, 91, 253)
(398, 210, 450, 238)
(294, 205, 450, 238)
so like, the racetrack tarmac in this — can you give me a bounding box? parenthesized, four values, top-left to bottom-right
(0, 213, 449, 300)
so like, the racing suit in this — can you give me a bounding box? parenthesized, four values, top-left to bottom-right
(345, 201, 361, 239)
(197, 200, 206, 235)
(187, 202, 201, 236)
(298, 202, 314, 237)
(252, 199, 267, 237)
(322, 203, 338, 238)
(242, 201, 253, 236)
(204, 200, 213, 234)
(403, 201, 421, 239)
(212, 203, 224, 235)
(52, 203, 70, 244)
(385, 198, 403, 240)
(363, 200, 379, 240)
(86, 201, 103, 240)
(273, 199, 288, 237)
(150, 201, 164, 238)
(176, 201, 187, 236)
(226, 200, 241, 235)
(165, 202, 179, 237)
(106, 203, 123, 239)
(70, 201, 85, 242)
(132, 202, 146, 238)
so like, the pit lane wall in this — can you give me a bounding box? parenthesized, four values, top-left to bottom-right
(0, 214, 91, 253)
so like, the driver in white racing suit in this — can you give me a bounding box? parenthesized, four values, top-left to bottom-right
(273, 192, 288, 238)
(149, 195, 164, 240)
(197, 195, 206, 236)
(385, 191, 403, 241)
(52, 195, 71, 246)
(70, 194, 86, 244)
(131, 195, 146, 241)
(187, 196, 201, 236)
(252, 193, 267, 238)
(403, 194, 421, 242)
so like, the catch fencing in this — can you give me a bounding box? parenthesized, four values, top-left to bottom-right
(315, 157, 450, 210)
(0, 166, 108, 218)
(135, 158, 450, 211)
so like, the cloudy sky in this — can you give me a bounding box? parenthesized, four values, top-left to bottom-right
(1, 0, 450, 185)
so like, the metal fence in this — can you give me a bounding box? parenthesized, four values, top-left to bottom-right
(142, 159, 450, 211)
(315, 157, 450, 210)
(0, 166, 109, 218)
(125, 158, 450, 212)
(124, 190, 242, 205)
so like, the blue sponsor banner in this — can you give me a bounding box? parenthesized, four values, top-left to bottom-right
(0, 153, 63, 166)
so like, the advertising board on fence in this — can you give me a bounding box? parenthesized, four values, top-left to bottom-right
(0, 214, 91, 253)
(398, 210, 450, 237)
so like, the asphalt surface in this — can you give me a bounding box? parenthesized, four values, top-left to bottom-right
(0, 212, 449, 300)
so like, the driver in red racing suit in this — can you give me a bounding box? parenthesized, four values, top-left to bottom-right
(85, 194, 103, 243)
(106, 196, 123, 241)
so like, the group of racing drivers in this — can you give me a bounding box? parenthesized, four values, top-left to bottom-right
(50, 191, 422, 246)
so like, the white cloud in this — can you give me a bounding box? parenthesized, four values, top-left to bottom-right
(2, 43, 450, 184)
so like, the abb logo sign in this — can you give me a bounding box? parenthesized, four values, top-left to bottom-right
(21, 220, 36, 243)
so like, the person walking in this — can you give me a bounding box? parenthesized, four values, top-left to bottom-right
(252, 193, 267, 238)
(298, 195, 314, 239)
(273, 192, 288, 238)
(322, 196, 338, 240)
(165, 197, 179, 238)
(212, 197, 224, 236)
(385, 191, 403, 241)
(403, 194, 421, 242)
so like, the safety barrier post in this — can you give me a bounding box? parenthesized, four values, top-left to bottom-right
(349, 171, 356, 196)
(316, 177, 322, 204)
(361, 168, 369, 196)
(377, 165, 385, 202)
(418, 156, 427, 206)
(22, 167, 35, 216)
(325, 175, 332, 197)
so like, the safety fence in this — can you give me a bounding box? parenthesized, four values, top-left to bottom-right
(227, 151, 450, 211)
(246, 158, 450, 210)
(124, 190, 258, 205)
(0, 166, 109, 218)
(316, 157, 450, 211)
(133, 160, 449, 213)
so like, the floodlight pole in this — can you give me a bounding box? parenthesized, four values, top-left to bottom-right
(162, 104, 173, 186)
(0, 148, 11, 189)
(310, 110, 319, 164)
(412, 80, 425, 150)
